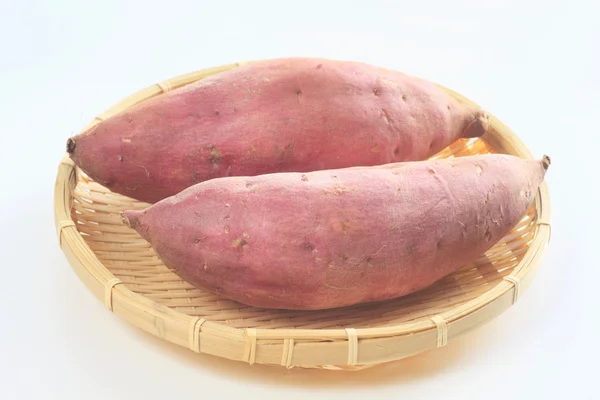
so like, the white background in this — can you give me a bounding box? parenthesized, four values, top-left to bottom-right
(1, 1, 598, 399)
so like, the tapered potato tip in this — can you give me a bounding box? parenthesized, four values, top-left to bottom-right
(542, 155, 551, 171)
(463, 110, 490, 138)
(66, 137, 76, 154)
(121, 210, 142, 229)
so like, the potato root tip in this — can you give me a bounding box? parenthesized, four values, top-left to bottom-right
(121, 210, 141, 229)
(542, 155, 551, 170)
(66, 138, 76, 154)
(462, 110, 490, 138)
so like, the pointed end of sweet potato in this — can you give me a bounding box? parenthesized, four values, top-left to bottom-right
(542, 154, 551, 171)
(121, 210, 141, 229)
(66, 137, 76, 154)
(462, 110, 490, 138)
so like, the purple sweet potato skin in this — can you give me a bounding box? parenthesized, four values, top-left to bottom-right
(68, 57, 488, 203)
(122, 154, 548, 310)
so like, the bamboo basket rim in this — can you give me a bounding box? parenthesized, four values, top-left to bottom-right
(54, 59, 551, 370)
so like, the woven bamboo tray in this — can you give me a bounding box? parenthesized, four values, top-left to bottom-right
(54, 61, 551, 371)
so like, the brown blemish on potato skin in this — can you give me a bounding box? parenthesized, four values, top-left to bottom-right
(232, 232, 250, 248)
(273, 142, 295, 161)
(324, 185, 345, 195)
(207, 146, 222, 164)
(301, 174, 308, 182)
(282, 143, 295, 160)
(231, 238, 248, 248)
(324, 183, 359, 195)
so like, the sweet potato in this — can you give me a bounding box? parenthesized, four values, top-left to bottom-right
(67, 57, 489, 203)
(121, 154, 550, 310)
